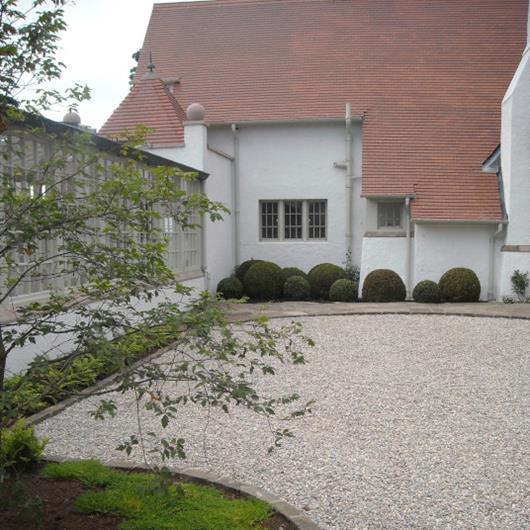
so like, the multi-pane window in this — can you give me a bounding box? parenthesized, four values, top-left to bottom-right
(284, 200, 303, 239)
(377, 202, 402, 228)
(260, 201, 279, 239)
(260, 200, 327, 241)
(308, 200, 326, 239)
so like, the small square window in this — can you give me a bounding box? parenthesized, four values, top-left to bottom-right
(377, 202, 402, 228)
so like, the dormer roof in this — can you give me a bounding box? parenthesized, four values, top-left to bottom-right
(100, 70, 186, 147)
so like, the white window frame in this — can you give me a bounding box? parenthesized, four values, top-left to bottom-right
(259, 199, 327, 241)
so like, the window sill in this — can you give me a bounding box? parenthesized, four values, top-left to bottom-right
(364, 231, 413, 238)
(259, 239, 328, 243)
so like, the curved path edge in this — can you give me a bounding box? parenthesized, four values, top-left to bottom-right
(45, 456, 320, 530)
(225, 300, 530, 323)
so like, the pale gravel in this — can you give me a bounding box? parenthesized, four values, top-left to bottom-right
(36, 315, 530, 530)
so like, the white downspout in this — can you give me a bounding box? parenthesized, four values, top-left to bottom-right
(405, 197, 412, 299)
(345, 103, 354, 256)
(488, 223, 505, 300)
(231, 124, 240, 267)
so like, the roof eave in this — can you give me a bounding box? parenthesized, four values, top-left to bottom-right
(412, 218, 507, 225)
(12, 112, 208, 181)
(207, 117, 363, 127)
(362, 193, 416, 200)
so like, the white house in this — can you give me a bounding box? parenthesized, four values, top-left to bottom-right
(96, 0, 529, 301)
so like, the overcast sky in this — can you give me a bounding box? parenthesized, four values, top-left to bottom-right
(41, 0, 205, 130)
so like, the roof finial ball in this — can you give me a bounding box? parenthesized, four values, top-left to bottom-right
(186, 102, 206, 121)
(62, 108, 81, 126)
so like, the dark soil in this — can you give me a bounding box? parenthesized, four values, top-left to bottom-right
(0, 471, 297, 530)
(0, 474, 122, 530)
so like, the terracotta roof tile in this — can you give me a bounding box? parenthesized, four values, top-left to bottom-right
(130, 0, 526, 221)
(100, 74, 186, 146)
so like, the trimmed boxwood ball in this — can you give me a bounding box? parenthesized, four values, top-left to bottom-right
(243, 261, 283, 300)
(283, 276, 311, 301)
(438, 267, 481, 302)
(281, 267, 307, 284)
(216, 277, 243, 299)
(329, 279, 358, 302)
(308, 264, 319, 276)
(235, 259, 263, 282)
(412, 280, 441, 303)
(308, 263, 348, 300)
(362, 269, 406, 302)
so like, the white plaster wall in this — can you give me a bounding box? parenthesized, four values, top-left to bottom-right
(148, 123, 207, 170)
(5, 276, 205, 375)
(413, 224, 495, 300)
(359, 237, 409, 292)
(502, 39, 530, 244)
(204, 150, 236, 289)
(498, 21, 530, 300)
(499, 251, 530, 299)
(209, 122, 363, 272)
(500, 96, 513, 214)
(146, 123, 237, 291)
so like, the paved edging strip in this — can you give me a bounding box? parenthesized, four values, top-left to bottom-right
(45, 456, 321, 530)
(234, 310, 530, 322)
(226, 301, 530, 323)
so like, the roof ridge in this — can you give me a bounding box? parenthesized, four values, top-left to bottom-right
(154, 0, 323, 8)
(157, 78, 187, 121)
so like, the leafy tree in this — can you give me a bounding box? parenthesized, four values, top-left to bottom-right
(0, 0, 313, 481)
(0, 0, 89, 113)
(129, 49, 141, 85)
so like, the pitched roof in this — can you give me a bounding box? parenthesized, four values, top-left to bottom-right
(132, 0, 527, 221)
(100, 73, 186, 147)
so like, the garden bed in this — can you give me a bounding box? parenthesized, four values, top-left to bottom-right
(0, 460, 295, 530)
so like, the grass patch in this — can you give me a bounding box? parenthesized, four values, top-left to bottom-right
(41, 460, 274, 530)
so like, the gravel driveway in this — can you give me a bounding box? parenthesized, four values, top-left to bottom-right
(36, 315, 530, 530)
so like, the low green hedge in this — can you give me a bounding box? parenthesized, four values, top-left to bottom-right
(362, 269, 406, 302)
(329, 279, 358, 302)
(235, 259, 263, 282)
(413, 280, 441, 303)
(0, 420, 47, 473)
(216, 277, 244, 299)
(438, 267, 481, 302)
(243, 261, 283, 300)
(280, 267, 307, 284)
(308, 263, 348, 300)
(283, 276, 311, 300)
